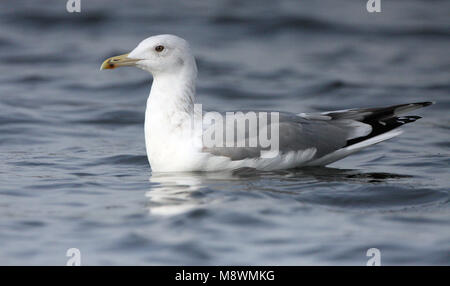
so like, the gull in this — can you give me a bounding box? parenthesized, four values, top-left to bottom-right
(101, 34, 432, 172)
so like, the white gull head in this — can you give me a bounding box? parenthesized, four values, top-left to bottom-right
(101, 34, 197, 78)
(130, 34, 197, 77)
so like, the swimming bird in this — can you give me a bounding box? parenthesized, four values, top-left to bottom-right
(101, 34, 432, 172)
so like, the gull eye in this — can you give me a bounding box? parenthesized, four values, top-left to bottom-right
(155, 45, 164, 52)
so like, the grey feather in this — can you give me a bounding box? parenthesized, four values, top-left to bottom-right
(201, 102, 433, 161)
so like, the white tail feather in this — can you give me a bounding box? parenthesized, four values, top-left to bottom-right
(306, 129, 403, 166)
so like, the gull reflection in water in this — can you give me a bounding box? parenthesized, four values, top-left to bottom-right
(145, 167, 411, 216)
(146, 172, 233, 216)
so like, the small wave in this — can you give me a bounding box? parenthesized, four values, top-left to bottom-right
(7, 11, 109, 27)
(298, 185, 449, 211)
(90, 154, 148, 166)
(211, 15, 334, 33)
(74, 110, 143, 125)
(2, 54, 70, 64)
(210, 14, 450, 38)
(63, 78, 150, 92)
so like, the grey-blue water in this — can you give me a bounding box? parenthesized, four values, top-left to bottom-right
(0, 0, 449, 265)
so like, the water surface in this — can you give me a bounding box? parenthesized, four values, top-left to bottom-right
(0, 0, 449, 265)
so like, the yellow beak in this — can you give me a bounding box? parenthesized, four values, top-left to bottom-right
(100, 53, 139, 70)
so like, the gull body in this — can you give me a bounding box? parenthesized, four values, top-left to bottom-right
(101, 34, 432, 172)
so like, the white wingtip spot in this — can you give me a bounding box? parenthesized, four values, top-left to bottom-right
(346, 129, 403, 151)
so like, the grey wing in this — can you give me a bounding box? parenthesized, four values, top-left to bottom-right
(201, 102, 433, 162)
(201, 111, 364, 161)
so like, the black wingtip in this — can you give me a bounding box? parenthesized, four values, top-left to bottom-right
(415, 101, 435, 107)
